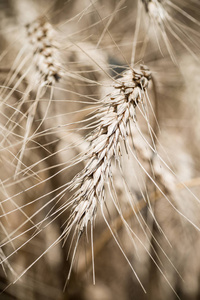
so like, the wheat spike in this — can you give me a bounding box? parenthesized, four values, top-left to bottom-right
(66, 65, 151, 235)
(13, 18, 63, 176)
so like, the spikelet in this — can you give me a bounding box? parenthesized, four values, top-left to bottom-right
(66, 65, 152, 234)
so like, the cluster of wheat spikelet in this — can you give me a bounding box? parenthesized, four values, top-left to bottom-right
(0, 0, 200, 299)
(68, 66, 152, 232)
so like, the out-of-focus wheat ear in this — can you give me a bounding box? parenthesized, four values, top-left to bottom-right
(141, 0, 200, 63)
(131, 125, 176, 196)
(15, 18, 63, 176)
(64, 65, 152, 279)
(26, 17, 63, 86)
(142, 0, 177, 63)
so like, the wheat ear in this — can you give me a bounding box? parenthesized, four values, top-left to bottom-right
(141, 0, 200, 63)
(66, 65, 151, 236)
(15, 18, 63, 176)
(26, 17, 63, 85)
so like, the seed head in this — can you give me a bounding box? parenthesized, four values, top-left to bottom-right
(67, 65, 152, 234)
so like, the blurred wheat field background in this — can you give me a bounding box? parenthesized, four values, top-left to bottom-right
(0, 0, 200, 299)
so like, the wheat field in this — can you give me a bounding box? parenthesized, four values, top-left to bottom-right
(0, 0, 200, 299)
